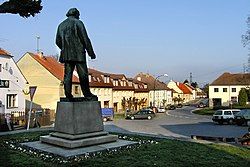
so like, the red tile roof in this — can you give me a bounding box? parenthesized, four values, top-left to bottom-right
(0, 48, 12, 57)
(211, 72, 250, 85)
(176, 82, 192, 94)
(28, 52, 137, 89)
(30, 52, 79, 83)
(135, 73, 171, 91)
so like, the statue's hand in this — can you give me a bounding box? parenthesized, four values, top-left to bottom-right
(91, 54, 96, 59)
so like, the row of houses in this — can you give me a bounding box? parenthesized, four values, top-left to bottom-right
(0, 48, 204, 115)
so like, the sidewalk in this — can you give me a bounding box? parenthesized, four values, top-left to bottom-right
(0, 126, 54, 136)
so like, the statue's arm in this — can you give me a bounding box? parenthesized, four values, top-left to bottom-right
(78, 22, 96, 59)
(56, 27, 62, 49)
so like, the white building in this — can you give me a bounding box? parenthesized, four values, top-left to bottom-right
(135, 73, 173, 107)
(0, 48, 28, 114)
(209, 72, 250, 108)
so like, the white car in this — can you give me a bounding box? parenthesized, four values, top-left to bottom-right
(212, 109, 241, 125)
(157, 107, 166, 113)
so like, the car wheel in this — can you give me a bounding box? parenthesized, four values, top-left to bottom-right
(131, 116, 135, 120)
(218, 120, 223, 125)
(228, 119, 233, 125)
(147, 116, 152, 120)
(247, 120, 250, 126)
(236, 121, 243, 126)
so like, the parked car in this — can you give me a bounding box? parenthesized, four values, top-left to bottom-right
(176, 104, 183, 108)
(196, 102, 207, 108)
(125, 109, 155, 120)
(212, 109, 241, 125)
(234, 109, 250, 126)
(157, 107, 166, 113)
(167, 105, 176, 110)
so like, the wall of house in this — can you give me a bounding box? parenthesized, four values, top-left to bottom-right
(0, 55, 27, 114)
(167, 81, 184, 98)
(209, 85, 248, 107)
(91, 88, 113, 108)
(134, 92, 149, 108)
(113, 90, 134, 112)
(17, 53, 61, 110)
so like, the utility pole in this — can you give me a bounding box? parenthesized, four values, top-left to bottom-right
(36, 36, 40, 53)
(189, 72, 193, 84)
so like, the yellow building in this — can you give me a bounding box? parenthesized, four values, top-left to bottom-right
(109, 74, 134, 112)
(17, 52, 113, 110)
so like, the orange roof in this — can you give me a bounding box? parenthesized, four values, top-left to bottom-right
(30, 52, 79, 83)
(0, 48, 12, 57)
(176, 82, 192, 94)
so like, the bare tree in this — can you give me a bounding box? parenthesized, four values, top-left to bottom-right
(0, 0, 42, 18)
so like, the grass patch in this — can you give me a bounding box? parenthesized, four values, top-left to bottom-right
(193, 108, 215, 115)
(0, 131, 249, 167)
(114, 113, 125, 119)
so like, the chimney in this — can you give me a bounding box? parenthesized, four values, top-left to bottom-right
(38, 52, 44, 58)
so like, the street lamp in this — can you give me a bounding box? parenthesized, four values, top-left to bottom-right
(153, 74, 168, 107)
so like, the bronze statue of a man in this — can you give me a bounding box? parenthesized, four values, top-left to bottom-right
(56, 8, 97, 100)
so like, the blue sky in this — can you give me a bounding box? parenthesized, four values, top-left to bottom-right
(1, 0, 250, 87)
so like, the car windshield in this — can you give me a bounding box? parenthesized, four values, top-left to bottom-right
(232, 110, 240, 115)
(214, 110, 222, 115)
(235, 109, 248, 116)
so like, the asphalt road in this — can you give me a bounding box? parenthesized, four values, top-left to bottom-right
(104, 106, 249, 139)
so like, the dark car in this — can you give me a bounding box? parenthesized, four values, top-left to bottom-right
(197, 102, 206, 108)
(234, 109, 250, 126)
(176, 104, 183, 108)
(167, 105, 176, 110)
(126, 109, 155, 120)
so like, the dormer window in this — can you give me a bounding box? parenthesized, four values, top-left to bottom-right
(128, 81, 132, 87)
(144, 84, 148, 89)
(88, 75, 92, 82)
(113, 79, 118, 86)
(104, 75, 110, 83)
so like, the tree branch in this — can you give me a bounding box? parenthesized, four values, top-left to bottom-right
(0, 0, 43, 18)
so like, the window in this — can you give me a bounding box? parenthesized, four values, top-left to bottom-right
(214, 88, 219, 92)
(224, 111, 232, 115)
(103, 76, 110, 83)
(231, 97, 237, 104)
(113, 80, 118, 86)
(75, 86, 79, 94)
(7, 94, 18, 108)
(104, 101, 109, 108)
(88, 75, 92, 82)
(232, 88, 236, 92)
(128, 81, 132, 87)
(223, 88, 227, 92)
(0, 64, 2, 72)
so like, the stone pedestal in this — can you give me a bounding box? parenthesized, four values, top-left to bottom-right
(40, 100, 118, 148)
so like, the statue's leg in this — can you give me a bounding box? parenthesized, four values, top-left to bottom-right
(64, 62, 75, 98)
(76, 63, 92, 97)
